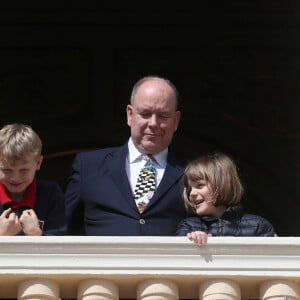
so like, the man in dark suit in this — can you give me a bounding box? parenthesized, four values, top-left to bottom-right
(64, 76, 187, 235)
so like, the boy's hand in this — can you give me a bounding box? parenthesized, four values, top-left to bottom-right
(0, 208, 23, 235)
(19, 209, 42, 236)
(187, 231, 212, 247)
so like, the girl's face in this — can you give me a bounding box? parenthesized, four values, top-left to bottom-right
(188, 179, 226, 218)
(188, 179, 216, 216)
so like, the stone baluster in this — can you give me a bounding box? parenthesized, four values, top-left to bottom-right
(260, 279, 300, 300)
(199, 279, 241, 300)
(18, 278, 59, 300)
(137, 279, 179, 300)
(77, 278, 119, 300)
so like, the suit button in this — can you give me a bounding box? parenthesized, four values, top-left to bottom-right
(139, 218, 146, 225)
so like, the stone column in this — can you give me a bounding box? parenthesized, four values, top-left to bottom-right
(77, 278, 119, 300)
(199, 279, 241, 300)
(260, 279, 300, 300)
(137, 279, 179, 300)
(18, 278, 59, 300)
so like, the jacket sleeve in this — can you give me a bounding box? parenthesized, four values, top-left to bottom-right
(257, 217, 277, 237)
(42, 182, 67, 236)
(64, 154, 85, 235)
(176, 218, 192, 236)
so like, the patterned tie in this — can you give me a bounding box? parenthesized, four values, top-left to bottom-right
(134, 155, 156, 213)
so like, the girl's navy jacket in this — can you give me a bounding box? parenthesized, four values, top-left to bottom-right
(176, 204, 276, 237)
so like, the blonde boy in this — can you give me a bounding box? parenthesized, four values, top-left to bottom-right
(0, 123, 66, 235)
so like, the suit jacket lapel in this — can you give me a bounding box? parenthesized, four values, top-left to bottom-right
(105, 145, 137, 211)
(146, 153, 184, 209)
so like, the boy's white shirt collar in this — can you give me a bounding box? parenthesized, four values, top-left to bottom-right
(128, 138, 168, 168)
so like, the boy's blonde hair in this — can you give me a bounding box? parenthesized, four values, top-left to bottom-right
(0, 123, 42, 164)
(183, 152, 244, 214)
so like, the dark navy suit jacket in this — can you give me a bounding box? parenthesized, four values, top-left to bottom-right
(64, 144, 187, 236)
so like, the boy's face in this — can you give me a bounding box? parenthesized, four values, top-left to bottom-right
(0, 154, 43, 195)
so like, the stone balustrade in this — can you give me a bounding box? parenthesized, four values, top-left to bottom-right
(0, 236, 299, 299)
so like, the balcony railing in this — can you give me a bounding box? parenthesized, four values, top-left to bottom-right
(0, 236, 299, 299)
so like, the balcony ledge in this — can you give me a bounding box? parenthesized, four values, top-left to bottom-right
(0, 236, 299, 299)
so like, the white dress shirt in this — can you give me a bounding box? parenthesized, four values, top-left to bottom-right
(126, 138, 168, 193)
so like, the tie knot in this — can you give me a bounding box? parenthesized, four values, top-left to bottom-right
(142, 155, 155, 169)
(142, 154, 151, 161)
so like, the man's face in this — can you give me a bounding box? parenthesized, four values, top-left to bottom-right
(127, 80, 181, 155)
(0, 154, 42, 195)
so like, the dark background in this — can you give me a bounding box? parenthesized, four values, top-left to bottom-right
(0, 2, 299, 235)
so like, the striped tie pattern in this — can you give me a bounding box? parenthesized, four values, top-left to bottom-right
(134, 155, 156, 213)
